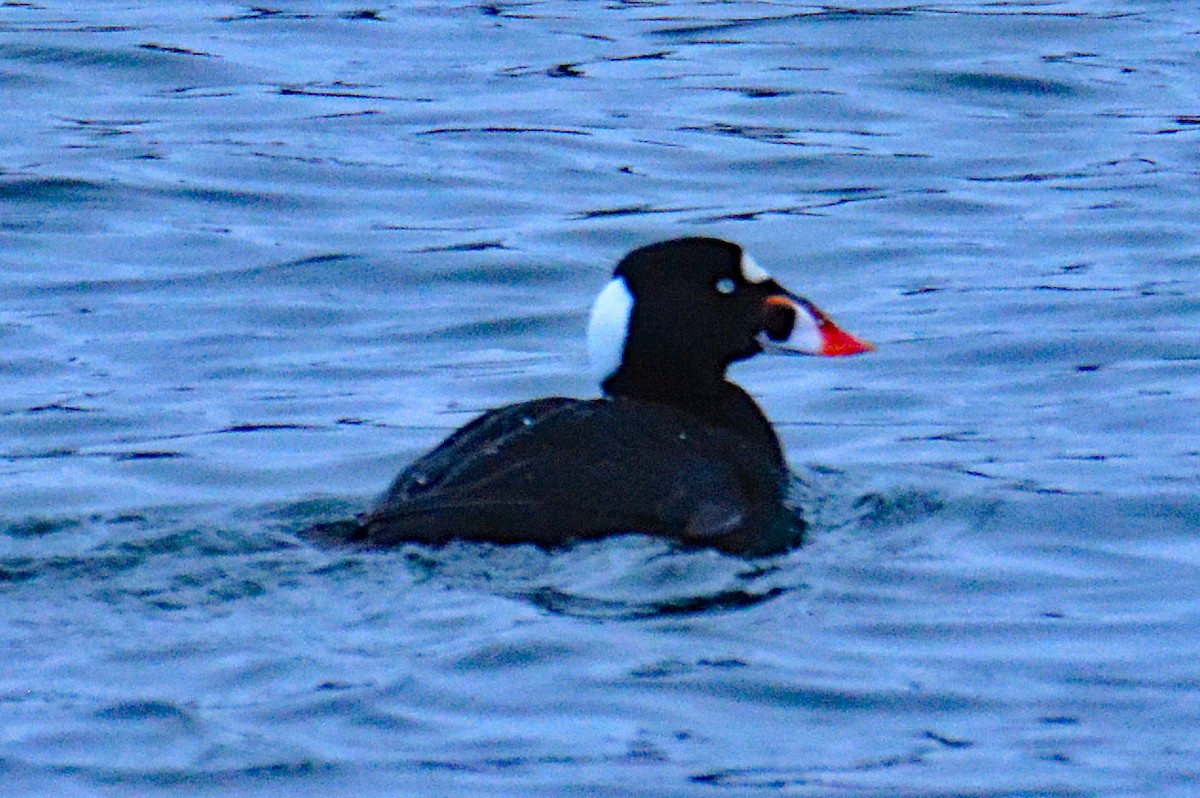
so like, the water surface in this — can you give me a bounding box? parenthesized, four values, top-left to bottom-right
(2, 2, 1198, 796)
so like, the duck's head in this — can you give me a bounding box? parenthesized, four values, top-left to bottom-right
(588, 237, 873, 395)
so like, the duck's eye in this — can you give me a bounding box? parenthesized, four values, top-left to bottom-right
(714, 277, 737, 295)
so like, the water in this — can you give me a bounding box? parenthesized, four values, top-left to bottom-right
(2, 2, 1198, 795)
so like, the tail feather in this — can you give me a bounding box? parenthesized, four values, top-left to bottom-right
(300, 518, 367, 548)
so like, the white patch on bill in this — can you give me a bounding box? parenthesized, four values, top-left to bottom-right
(740, 252, 770, 283)
(587, 276, 634, 384)
(757, 301, 823, 355)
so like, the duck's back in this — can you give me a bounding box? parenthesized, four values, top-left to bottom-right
(355, 396, 803, 556)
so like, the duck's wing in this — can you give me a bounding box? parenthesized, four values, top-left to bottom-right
(357, 397, 787, 550)
(377, 396, 583, 505)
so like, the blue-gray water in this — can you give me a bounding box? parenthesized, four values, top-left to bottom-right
(2, 2, 1198, 796)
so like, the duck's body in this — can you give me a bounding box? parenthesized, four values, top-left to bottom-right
(344, 237, 872, 557)
(359, 393, 800, 556)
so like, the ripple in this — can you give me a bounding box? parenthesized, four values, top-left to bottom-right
(916, 70, 1084, 98)
(0, 176, 107, 202)
(521, 583, 790, 621)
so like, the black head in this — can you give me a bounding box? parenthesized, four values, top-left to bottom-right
(588, 237, 871, 400)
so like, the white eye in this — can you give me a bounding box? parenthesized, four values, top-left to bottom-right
(714, 277, 737, 295)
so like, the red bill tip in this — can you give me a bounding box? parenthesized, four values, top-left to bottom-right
(819, 320, 876, 357)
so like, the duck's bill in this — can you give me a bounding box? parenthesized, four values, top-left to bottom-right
(758, 293, 876, 357)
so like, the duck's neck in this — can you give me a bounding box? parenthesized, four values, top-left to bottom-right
(601, 366, 785, 469)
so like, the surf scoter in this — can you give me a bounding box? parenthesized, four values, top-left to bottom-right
(348, 237, 872, 556)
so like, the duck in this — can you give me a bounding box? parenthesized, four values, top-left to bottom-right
(342, 237, 872, 557)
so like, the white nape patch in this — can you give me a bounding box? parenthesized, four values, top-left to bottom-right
(758, 301, 823, 355)
(587, 276, 634, 384)
(740, 252, 771, 284)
